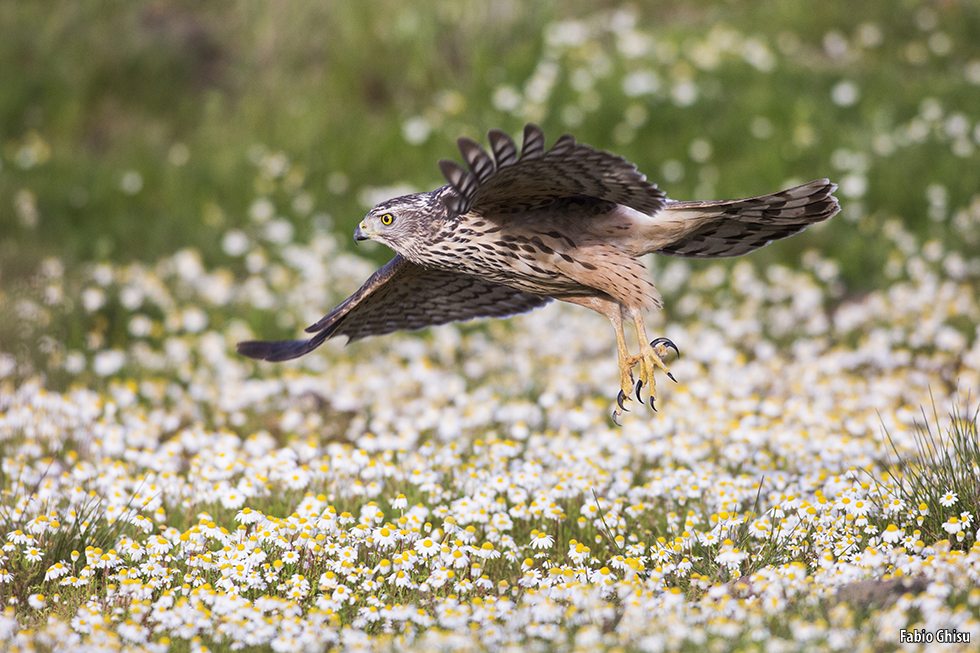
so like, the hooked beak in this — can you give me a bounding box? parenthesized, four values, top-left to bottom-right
(353, 224, 370, 243)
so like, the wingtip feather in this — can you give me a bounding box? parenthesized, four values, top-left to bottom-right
(457, 137, 496, 182)
(519, 123, 546, 160)
(237, 333, 328, 362)
(487, 129, 518, 167)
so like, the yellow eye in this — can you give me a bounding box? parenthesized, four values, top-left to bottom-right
(380, 213, 393, 226)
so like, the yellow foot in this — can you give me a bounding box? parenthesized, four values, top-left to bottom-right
(612, 337, 679, 424)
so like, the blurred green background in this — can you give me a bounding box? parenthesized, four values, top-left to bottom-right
(2, 0, 979, 287)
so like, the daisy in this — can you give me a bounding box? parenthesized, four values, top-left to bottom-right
(415, 537, 440, 558)
(8, 531, 33, 545)
(44, 562, 70, 581)
(221, 489, 246, 510)
(475, 575, 494, 590)
(331, 584, 353, 604)
(529, 530, 555, 550)
(696, 531, 719, 546)
(449, 547, 469, 569)
(568, 542, 590, 564)
(881, 524, 903, 544)
(520, 568, 542, 588)
(372, 527, 397, 548)
(393, 570, 415, 589)
(457, 526, 477, 544)
(123, 540, 144, 562)
(70, 613, 95, 634)
(885, 497, 905, 514)
(942, 516, 963, 535)
(849, 499, 872, 517)
(589, 566, 615, 584)
(391, 494, 408, 510)
(716, 545, 748, 568)
(939, 491, 958, 507)
(748, 518, 772, 538)
(428, 566, 451, 589)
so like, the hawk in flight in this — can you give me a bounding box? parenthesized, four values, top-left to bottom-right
(239, 124, 839, 423)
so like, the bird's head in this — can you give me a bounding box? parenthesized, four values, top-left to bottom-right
(354, 192, 438, 255)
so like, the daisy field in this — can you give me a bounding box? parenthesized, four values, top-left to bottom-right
(2, 2, 980, 651)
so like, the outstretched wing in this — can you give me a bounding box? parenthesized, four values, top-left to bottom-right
(439, 123, 666, 218)
(236, 255, 552, 362)
(654, 179, 840, 258)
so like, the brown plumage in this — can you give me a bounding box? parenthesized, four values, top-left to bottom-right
(238, 124, 839, 421)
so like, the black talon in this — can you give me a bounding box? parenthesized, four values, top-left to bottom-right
(650, 337, 680, 358)
(667, 371, 677, 383)
(617, 389, 629, 412)
(612, 410, 623, 427)
(635, 379, 644, 404)
(651, 397, 657, 412)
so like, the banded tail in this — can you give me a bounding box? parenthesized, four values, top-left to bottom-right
(654, 179, 839, 259)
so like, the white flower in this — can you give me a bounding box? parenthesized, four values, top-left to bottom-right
(831, 80, 860, 107)
(181, 307, 208, 333)
(44, 562, 69, 581)
(881, 524, 904, 544)
(222, 229, 249, 256)
(220, 489, 246, 510)
(848, 499, 872, 517)
(249, 197, 275, 223)
(448, 547, 470, 569)
(942, 517, 963, 534)
(939, 491, 958, 507)
(264, 218, 294, 244)
(81, 287, 106, 312)
(331, 584, 354, 604)
(147, 536, 173, 555)
(372, 527, 397, 549)
(715, 540, 747, 568)
(7, 531, 33, 545)
(71, 612, 95, 634)
(392, 570, 415, 589)
(414, 538, 440, 558)
(92, 350, 125, 376)
(236, 508, 262, 525)
(391, 494, 408, 510)
(529, 530, 555, 550)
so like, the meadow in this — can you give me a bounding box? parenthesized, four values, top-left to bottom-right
(1, 1, 979, 651)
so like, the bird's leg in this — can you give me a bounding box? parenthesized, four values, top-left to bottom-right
(610, 309, 635, 425)
(575, 296, 676, 424)
(625, 306, 678, 410)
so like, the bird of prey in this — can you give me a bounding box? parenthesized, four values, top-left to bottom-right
(238, 124, 839, 423)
